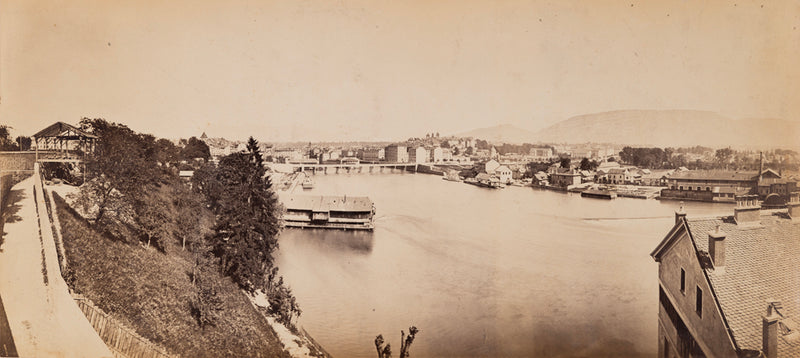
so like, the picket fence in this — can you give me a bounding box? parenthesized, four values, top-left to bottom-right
(73, 294, 177, 358)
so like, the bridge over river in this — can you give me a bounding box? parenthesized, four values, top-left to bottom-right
(289, 163, 420, 174)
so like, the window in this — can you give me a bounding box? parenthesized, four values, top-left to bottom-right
(697, 186, 701, 191)
(696, 287, 703, 318)
(706, 187, 710, 191)
(680, 269, 686, 293)
(679, 186, 684, 190)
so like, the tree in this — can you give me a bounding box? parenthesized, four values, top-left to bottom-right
(16, 136, 31, 151)
(0, 125, 18, 151)
(172, 182, 210, 251)
(267, 275, 301, 326)
(560, 157, 571, 169)
(715, 148, 734, 164)
(135, 190, 174, 250)
(579, 158, 590, 171)
(155, 138, 180, 166)
(181, 136, 211, 162)
(212, 137, 281, 293)
(375, 326, 419, 358)
(190, 263, 224, 330)
(192, 162, 224, 212)
(77, 118, 161, 230)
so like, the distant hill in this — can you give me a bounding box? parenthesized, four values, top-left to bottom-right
(534, 110, 800, 148)
(456, 124, 537, 143)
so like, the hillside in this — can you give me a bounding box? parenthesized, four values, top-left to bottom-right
(534, 110, 800, 147)
(455, 124, 537, 143)
(53, 193, 293, 358)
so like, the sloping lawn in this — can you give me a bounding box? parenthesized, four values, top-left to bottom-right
(54, 193, 289, 358)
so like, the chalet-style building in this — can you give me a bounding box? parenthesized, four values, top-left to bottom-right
(651, 193, 800, 358)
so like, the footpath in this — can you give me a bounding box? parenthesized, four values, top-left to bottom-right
(0, 175, 112, 357)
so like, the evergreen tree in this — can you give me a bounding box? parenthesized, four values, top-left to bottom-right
(212, 137, 280, 292)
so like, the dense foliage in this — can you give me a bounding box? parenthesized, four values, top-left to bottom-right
(618, 146, 799, 171)
(54, 194, 289, 357)
(72, 119, 300, 333)
(0, 125, 29, 151)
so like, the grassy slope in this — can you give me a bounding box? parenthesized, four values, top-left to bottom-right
(53, 193, 290, 358)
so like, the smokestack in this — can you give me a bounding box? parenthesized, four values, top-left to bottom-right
(788, 191, 800, 222)
(708, 225, 726, 269)
(762, 301, 781, 358)
(759, 151, 764, 183)
(734, 195, 761, 226)
(675, 202, 686, 225)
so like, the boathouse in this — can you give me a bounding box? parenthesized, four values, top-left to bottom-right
(283, 195, 375, 230)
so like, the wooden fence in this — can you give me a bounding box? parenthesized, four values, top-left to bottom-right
(72, 294, 177, 358)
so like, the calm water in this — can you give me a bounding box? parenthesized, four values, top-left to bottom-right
(275, 173, 730, 358)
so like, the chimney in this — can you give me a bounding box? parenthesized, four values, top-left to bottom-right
(759, 151, 764, 183)
(762, 301, 781, 358)
(788, 191, 800, 222)
(734, 195, 761, 226)
(675, 202, 687, 225)
(708, 225, 726, 269)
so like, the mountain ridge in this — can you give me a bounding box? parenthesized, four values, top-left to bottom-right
(455, 110, 799, 148)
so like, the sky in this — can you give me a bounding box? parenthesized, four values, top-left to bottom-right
(1, 0, 799, 142)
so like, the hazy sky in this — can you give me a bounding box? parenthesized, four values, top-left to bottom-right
(2, 0, 799, 141)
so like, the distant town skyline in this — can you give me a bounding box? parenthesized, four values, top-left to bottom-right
(2, 1, 799, 142)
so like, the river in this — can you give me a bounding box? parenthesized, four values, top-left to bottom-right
(275, 172, 731, 358)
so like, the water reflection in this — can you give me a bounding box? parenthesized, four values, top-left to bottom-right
(282, 228, 374, 254)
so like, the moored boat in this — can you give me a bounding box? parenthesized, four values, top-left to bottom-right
(581, 188, 617, 199)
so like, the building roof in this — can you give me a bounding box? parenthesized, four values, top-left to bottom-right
(33, 121, 98, 139)
(684, 213, 800, 356)
(608, 168, 630, 174)
(283, 195, 373, 213)
(495, 165, 510, 172)
(597, 161, 621, 170)
(668, 170, 759, 182)
(552, 170, 580, 177)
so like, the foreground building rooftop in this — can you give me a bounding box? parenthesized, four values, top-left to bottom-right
(652, 193, 800, 357)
